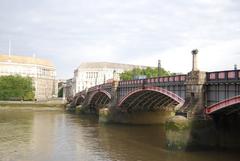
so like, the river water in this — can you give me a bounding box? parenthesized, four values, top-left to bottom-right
(0, 109, 239, 161)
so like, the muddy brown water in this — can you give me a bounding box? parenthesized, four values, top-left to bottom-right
(0, 109, 239, 161)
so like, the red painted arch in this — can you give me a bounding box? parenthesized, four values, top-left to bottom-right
(118, 86, 185, 107)
(77, 94, 85, 99)
(206, 95, 240, 114)
(88, 89, 111, 104)
(74, 94, 85, 105)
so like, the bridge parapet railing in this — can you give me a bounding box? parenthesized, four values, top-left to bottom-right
(87, 85, 101, 92)
(87, 83, 113, 93)
(144, 75, 186, 86)
(75, 90, 86, 97)
(119, 79, 144, 87)
(207, 70, 240, 83)
(118, 75, 186, 87)
(101, 82, 112, 89)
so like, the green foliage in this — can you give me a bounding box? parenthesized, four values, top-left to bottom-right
(120, 67, 171, 80)
(24, 91, 35, 101)
(0, 75, 35, 101)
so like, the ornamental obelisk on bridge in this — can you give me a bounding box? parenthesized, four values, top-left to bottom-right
(180, 49, 206, 117)
(192, 49, 198, 71)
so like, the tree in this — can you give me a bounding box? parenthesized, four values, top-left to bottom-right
(120, 67, 171, 80)
(0, 75, 35, 101)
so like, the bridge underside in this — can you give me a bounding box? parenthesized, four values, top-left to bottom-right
(210, 103, 240, 147)
(206, 96, 240, 116)
(119, 90, 181, 113)
(89, 92, 111, 110)
(210, 103, 240, 117)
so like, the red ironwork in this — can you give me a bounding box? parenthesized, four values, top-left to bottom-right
(88, 89, 111, 104)
(180, 76, 186, 81)
(164, 77, 168, 82)
(175, 76, 179, 81)
(218, 72, 225, 79)
(206, 95, 240, 114)
(74, 94, 85, 105)
(118, 86, 185, 107)
(209, 73, 216, 80)
(207, 70, 240, 81)
(228, 71, 235, 79)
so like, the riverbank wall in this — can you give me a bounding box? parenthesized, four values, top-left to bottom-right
(0, 100, 65, 109)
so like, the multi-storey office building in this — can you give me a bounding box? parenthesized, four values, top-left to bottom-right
(73, 62, 148, 94)
(0, 54, 57, 100)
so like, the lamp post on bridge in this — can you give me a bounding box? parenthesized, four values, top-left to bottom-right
(158, 59, 161, 77)
(234, 64, 237, 70)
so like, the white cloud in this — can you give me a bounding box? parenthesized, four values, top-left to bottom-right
(0, 0, 240, 78)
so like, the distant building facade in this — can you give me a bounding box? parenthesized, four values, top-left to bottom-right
(57, 79, 66, 97)
(73, 62, 148, 94)
(0, 54, 57, 100)
(64, 78, 74, 99)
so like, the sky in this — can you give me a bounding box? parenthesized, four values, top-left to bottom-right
(0, 0, 240, 79)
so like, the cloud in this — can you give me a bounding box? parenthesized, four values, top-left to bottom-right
(0, 0, 240, 78)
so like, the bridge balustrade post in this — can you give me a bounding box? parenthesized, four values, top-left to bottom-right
(142, 79, 146, 89)
(110, 80, 119, 107)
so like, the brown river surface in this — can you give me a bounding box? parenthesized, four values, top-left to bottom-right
(0, 109, 239, 161)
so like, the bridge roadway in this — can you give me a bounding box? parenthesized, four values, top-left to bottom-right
(71, 69, 240, 119)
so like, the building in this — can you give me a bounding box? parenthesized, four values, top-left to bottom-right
(56, 78, 74, 99)
(64, 78, 74, 99)
(73, 62, 148, 94)
(0, 54, 57, 100)
(56, 79, 66, 97)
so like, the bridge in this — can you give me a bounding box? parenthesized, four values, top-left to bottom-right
(70, 51, 240, 122)
(67, 49, 240, 149)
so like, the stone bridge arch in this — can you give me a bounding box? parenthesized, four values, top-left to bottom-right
(206, 95, 240, 115)
(118, 86, 185, 112)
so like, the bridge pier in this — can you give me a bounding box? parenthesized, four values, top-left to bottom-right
(183, 70, 206, 117)
(166, 49, 211, 150)
(178, 49, 206, 117)
(98, 80, 119, 122)
(165, 116, 217, 150)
